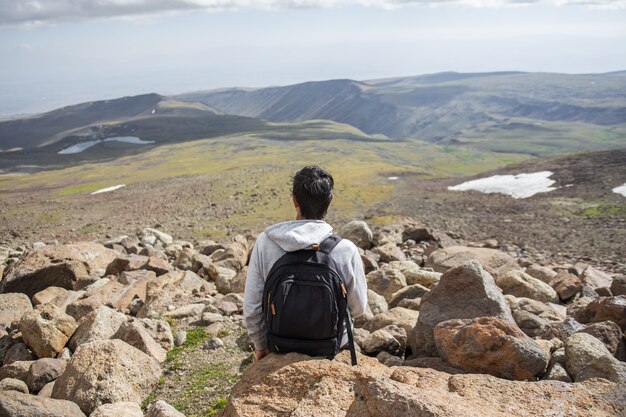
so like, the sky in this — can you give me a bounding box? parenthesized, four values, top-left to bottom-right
(1, 0, 625, 116)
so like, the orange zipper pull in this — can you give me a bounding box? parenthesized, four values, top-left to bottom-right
(340, 283, 347, 298)
(271, 303, 276, 315)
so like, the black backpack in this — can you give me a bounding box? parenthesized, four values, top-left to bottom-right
(262, 234, 358, 366)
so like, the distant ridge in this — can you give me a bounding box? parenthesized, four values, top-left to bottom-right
(177, 71, 626, 146)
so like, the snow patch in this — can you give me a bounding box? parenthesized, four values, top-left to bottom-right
(388, 176, 399, 180)
(151, 109, 156, 114)
(613, 183, 626, 198)
(448, 171, 557, 199)
(58, 136, 155, 154)
(91, 184, 126, 195)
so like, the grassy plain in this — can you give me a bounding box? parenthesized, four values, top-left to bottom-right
(0, 123, 528, 243)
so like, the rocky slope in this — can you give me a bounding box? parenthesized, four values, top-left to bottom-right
(0, 218, 625, 416)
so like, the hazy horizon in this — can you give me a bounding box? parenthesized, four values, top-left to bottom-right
(1, 0, 626, 117)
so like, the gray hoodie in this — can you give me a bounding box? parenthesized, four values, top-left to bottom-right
(243, 220, 368, 351)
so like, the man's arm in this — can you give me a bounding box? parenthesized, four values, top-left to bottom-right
(243, 234, 269, 356)
(346, 248, 368, 318)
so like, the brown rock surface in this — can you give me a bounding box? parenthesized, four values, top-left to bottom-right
(51, 339, 161, 415)
(433, 317, 549, 380)
(221, 351, 626, 417)
(0, 243, 117, 297)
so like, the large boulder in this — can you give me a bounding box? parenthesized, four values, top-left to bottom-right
(0, 293, 32, 327)
(51, 339, 161, 415)
(410, 261, 514, 357)
(0, 391, 86, 417)
(221, 351, 626, 417)
(426, 246, 519, 277)
(67, 306, 127, 351)
(0, 243, 117, 297)
(19, 303, 77, 358)
(580, 266, 613, 292)
(362, 325, 406, 356)
(565, 333, 626, 383)
(340, 221, 373, 249)
(367, 290, 388, 315)
(366, 269, 407, 302)
(433, 317, 549, 381)
(495, 270, 559, 304)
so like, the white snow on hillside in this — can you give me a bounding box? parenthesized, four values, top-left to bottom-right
(613, 183, 626, 197)
(58, 136, 154, 154)
(91, 184, 126, 195)
(448, 171, 557, 199)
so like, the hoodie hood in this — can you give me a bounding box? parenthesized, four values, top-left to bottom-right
(264, 220, 333, 252)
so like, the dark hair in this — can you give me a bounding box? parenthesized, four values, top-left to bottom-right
(292, 166, 334, 219)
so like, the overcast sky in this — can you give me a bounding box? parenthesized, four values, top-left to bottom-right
(1, 0, 625, 116)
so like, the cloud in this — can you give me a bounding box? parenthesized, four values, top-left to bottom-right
(1, 0, 624, 27)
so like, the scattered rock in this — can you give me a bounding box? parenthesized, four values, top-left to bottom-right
(388, 284, 428, 309)
(0, 243, 117, 297)
(576, 295, 626, 331)
(581, 266, 613, 292)
(142, 228, 173, 245)
(90, 402, 143, 417)
(366, 269, 407, 302)
(68, 306, 127, 351)
(564, 332, 625, 382)
(146, 400, 186, 417)
(0, 390, 86, 417)
(19, 303, 77, 358)
(51, 339, 161, 415)
(0, 293, 33, 327)
(0, 377, 29, 393)
(524, 264, 557, 284)
(367, 290, 388, 315)
(203, 337, 224, 350)
(32, 287, 68, 306)
(434, 317, 549, 380)
(363, 307, 419, 335)
(26, 358, 67, 393)
(362, 324, 406, 356)
(340, 221, 373, 249)
(496, 270, 559, 304)
(426, 246, 519, 277)
(551, 271, 583, 301)
(112, 320, 167, 363)
(403, 269, 441, 288)
(4, 342, 35, 365)
(577, 321, 626, 361)
(372, 243, 407, 263)
(410, 261, 514, 357)
(0, 360, 33, 381)
(610, 274, 626, 296)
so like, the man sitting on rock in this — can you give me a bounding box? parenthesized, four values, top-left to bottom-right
(243, 165, 368, 361)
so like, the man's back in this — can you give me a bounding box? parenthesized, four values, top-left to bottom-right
(243, 219, 368, 354)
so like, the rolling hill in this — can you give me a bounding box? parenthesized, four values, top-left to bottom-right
(0, 93, 381, 172)
(178, 71, 626, 156)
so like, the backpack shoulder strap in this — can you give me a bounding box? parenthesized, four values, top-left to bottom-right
(318, 234, 342, 254)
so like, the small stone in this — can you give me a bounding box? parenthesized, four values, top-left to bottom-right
(203, 337, 224, 350)
(0, 378, 29, 393)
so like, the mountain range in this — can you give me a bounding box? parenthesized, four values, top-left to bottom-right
(1, 70, 625, 172)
